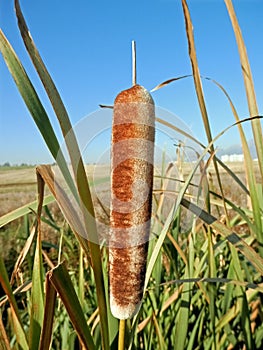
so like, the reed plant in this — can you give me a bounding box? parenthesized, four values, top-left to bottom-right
(0, 0, 263, 349)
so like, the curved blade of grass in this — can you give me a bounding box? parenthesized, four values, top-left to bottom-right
(0, 195, 54, 228)
(157, 114, 262, 204)
(150, 75, 192, 92)
(0, 312, 11, 350)
(209, 190, 259, 238)
(14, 0, 79, 141)
(181, 0, 229, 225)
(153, 71, 261, 203)
(28, 171, 45, 350)
(216, 289, 257, 334)
(28, 237, 44, 350)
(78, 247, 85, 308)
(154, 75, 256, 197)
(149, 277, 263, 293)
(100, 249, 119, 346)
(36, 165, 90, 254)
(0, 29, 76, 200)
(156, 72, 262, 248)
(181, 198, 263, 276)
(10, 225, 37, 285)
(180, 0, 214, 159)
(174, 268, 190, 350)
(156, 116, 250, 196)
(155, 177, 258, 237)
(204, 76, 263, 244)
(14, 0, 95, 241)
(48, 262, 96, 350)
(224, 0, 263, 180)
(152, 311, 166, 350)
(14, 3, 109, 345)
(0, 254, 29, 350)
(39, 274, 57, 350)
(158, 110, 263, 243)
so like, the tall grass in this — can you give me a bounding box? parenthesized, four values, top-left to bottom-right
(1, 0, 263, 349)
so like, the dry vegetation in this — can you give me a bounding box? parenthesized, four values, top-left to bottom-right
(1, 161, 258, 254)
(0, 161, 255, 216)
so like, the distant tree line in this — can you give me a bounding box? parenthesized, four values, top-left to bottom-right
(0, 162, 33, 167)
(0, 162, 57, 167)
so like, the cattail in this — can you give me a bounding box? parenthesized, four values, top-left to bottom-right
(109, 84, 155, 319)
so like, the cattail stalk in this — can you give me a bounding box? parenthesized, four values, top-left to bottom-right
(132, 40, 136, 86)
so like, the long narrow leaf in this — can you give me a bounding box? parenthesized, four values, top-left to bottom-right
(181, 198, 263, 276)
(39, 274, 57, 350)
(0, 254, 29, 350)
(174, 267, 190, 350)
(14, 0, 97, 250)
(156, 116, 249, 196)
(224, 0, 263, 180)
(0, 311, 11, 350)
(181, 0, 228, 222)
(0, 29, 76, 201)
(48, 262, 96, 350)
(204, 76, 262, 238)
(36, 165, 90, 254)
(28, 172, 45, 349)
(154, 75, 257, 201)
(14, 3, 109, 346)
(0, 195, 54, 228)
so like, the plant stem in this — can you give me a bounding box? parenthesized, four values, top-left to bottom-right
(132, 40, 136, 86)
(118, 319, 126, 350)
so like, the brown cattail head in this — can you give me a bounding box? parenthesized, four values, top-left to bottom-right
(109, 84, 155, 319)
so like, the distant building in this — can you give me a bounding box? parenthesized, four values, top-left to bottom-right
(221, 154, 244, 162)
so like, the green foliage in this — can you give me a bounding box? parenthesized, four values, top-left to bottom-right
(1, 0, 263, 349)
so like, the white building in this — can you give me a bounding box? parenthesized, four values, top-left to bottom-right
(221, 154, 244, 162)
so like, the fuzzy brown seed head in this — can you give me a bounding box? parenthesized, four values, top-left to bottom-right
(114, 84, 154, 104)
(109, 84, 155, 319)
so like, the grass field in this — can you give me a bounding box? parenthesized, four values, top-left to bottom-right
(1, 158, 262, 349)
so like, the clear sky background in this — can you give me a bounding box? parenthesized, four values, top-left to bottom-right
(0, 0, 262, 165)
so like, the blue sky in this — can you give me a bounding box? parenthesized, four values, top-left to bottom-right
(0, 0, 262, 164)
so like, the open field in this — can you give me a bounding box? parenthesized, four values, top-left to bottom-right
(0, 166, 38, 216)
(1, 161, 259, 255)
(0, 161, 259, 216)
